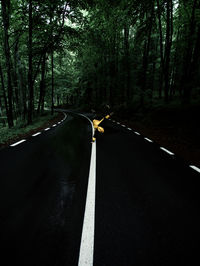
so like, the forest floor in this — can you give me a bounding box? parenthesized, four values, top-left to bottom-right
(0, 111, 64, 149)
(113, 103, 200, 168)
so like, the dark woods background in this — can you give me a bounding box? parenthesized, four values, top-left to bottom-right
(0, 0, 200, 128)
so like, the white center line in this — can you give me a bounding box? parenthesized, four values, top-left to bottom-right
(160, 147, 174, 156)
(117, 122, 120, 125)
(44, 128, 50, 131)
(10, 139, 26, 147)
(122, 125, 126, 127)
(190, 165, 200, 174)
(127, 128, 132, 130)
(134, 132, 140, 135)
(144, 137, 153, 143)
(32, 132, 41, 137)
(78, 141, 96, 266)
(52, 124, 56, 127)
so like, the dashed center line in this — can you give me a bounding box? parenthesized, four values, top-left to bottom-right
(127, 128, 132, 131)
(32, 132, 41, 137)
(134, 132, 140, 135)
(144, 137, 153, 143)
(122, 125, 126, 127)
(44, 128, 50, 131)
(190, 165, 200, 174)
(10, 139, 26, 147)
(52, 124, 56, 127)
(160, 147, 174, 156)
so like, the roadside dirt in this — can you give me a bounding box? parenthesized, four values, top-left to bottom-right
(0, 112, 64, 149)
(114, 106, 200, 168)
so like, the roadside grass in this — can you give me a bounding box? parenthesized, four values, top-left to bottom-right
(0, 112, 58, 144)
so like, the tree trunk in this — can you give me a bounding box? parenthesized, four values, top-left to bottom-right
(0, 62, 9, 123)
(51, 51, 54, 115)
(181, 0, 197, 103)
(124, 23, 130, 102)
(37, 52, 46, 114)
(1, 0, 14, 127)
(156, 0, 164, 98)
(164, 0, 173, 103)
(141, 3, 154, 107)
(28, 0, 33, 124)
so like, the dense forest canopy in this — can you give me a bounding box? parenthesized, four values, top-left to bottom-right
(0, 0, 200, 128)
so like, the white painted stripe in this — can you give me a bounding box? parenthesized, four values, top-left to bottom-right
(78, 141, 96, 266)
(113, 120, 115, 122)
(122, 125, 126, 127)
(78, 113, 95, 266)
(190, 165, 200, 174)
(52, 124, 56, 127)
(160, 147, 174, 156)
(117, 122, 120, 125)
(44, 128, 50, 131)
(128, 128, 132, 130)
(134, 132, 140, 135)
(32, 132, 41, 137)
(144, 137, 153, 143)
(10, 139, 26, 147)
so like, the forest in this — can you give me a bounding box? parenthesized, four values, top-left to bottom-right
(0, 0, 200, 129)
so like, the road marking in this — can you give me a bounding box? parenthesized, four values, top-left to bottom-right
(117, 122, 120, 125)
(10, 139, 26, 147)
(52, 124, 56, 127)
(144, 137, 153, 143)
(44, 128, 50, 131)
(128, 128, 132, 130)
(134, 132, 140, 135)
(122, 125, 126, 127)
(32, 132, 41, 137)
(78, 114, 95, 266)
(160, 147, 174, 156)
(190, 165, 200, 174)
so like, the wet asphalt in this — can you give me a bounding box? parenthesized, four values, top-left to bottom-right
(94, 118, 200, 266)
(0, 112, 91, 266)
(0, 112, 200, 266)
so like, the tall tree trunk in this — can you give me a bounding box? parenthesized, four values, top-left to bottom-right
(156, 0, 164, 98)
(124, 23, 130, 102)
(37, 52, 46, 114)
(28, 0, 33, 124)
(51, 51, 54, 115)
(0, 62, 9, 122)
(1, 0, 14, 127)
(141, 3, 154, 107)
(181, 0, 197, 103)
(164, 0, 173, 103)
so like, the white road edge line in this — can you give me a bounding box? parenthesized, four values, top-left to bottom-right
(190, 165, 200, 174)
(78, 113, 95, 266)
(32, 132, 41, 137)
(160, 147, 174, 156)
(134, 132, 140, 135)
(10, 139, 26, 147)
(144, 137, 153, 143)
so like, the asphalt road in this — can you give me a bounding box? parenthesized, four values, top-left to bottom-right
(0, 112, 91, 266)
(0, 111, 200, 266)
(94, 118, 200, 266)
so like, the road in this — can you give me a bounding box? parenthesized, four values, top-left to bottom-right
(0, 111, 200, 265)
